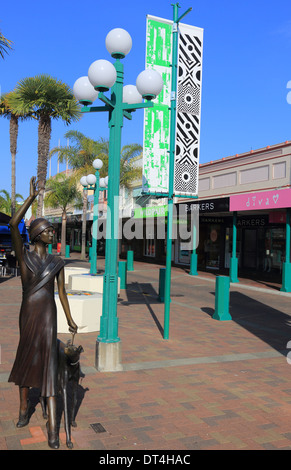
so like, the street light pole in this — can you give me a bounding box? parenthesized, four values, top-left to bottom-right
(98, 58, 124, 346)
(73, 28, 163, 371)
(80, 160, 107, 275)
(91, 169, 100, 275)
(163, 3, 192, 340)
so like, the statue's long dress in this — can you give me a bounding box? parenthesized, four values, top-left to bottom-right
(8, 249, 64, 397)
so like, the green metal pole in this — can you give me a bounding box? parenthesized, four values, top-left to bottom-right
(230, 211, 239, 283)
(90, 171, 100, 275)
(65, 245, 70, 258)
(232, 211, 237, 258)
(118, 260, 127, 289)
(281, 208, 291, 292)
(189, 218, 198, 276)
(164, 3, 188, 339)
(127, 250, 134, 271)
(98, 59, 124, 344)
(286, 208, 291, 263)
(213, 276, 232, 321)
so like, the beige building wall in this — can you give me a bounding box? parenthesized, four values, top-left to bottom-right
(179, 141, 291, 202)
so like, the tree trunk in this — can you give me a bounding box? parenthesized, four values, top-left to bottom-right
(81, 189, 88, 260)
(37, 115, 51, 217)
(9, 115, 18, 217)
(61, 210, 67, 257)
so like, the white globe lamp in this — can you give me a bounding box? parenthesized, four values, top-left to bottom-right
(88, 59, 117, 92)
(93, 159, 103, 170)
(73, 76, 99, 105)
(86, 174, 97, 185)
(99, 177, 106, 188)
(106, 28, 132, 59)
(123, 85, 143, 105)
(80, 176, 88, 187)
(136, 69, 164, 101)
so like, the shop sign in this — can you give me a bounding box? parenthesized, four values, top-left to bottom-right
(181, 197, 229, 214)
(237, 215, 268, 227)
(230, 188, 291, 211)
(134, 205, 168, 219)
(201, 217, 225, 224)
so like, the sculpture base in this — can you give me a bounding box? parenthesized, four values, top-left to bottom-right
(95, 341, 123, 372)
(55, 291, 102, 333)
(68, 273, 120, 294)
(64, 267, 89, 284)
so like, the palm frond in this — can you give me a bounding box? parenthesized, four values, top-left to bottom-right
(45, 173, 82, 212)
(8, 75, 82, 123)
(0, 32, 13, 59)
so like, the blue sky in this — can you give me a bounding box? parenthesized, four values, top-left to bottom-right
(0, 0, 290, 199)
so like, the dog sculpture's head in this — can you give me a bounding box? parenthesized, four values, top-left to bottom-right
(64, 341, 84, 365)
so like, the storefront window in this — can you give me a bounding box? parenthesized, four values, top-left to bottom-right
(225, 224, 285, 274)
(144, 238, 156, 257)
(205, 224, 221, 269)
(263, 228, 285, 272)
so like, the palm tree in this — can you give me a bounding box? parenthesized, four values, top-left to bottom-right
(49, 131, 109, 260)
(0, 31, 12, 59)
(50, 130, 109, 174)
(50, 132, 142, 186)
(0, 92, 34, 216)
(44, 174, 82, 256)
(8, 75, 81, 217)
(49, 131, 142, 260)
(119, 143, 142, 188)
(0, 189, 23, 215)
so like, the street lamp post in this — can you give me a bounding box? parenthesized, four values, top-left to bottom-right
(163, 4, 192, 340)
(73, 28, 163, 371)
(80, 160, 108, 275)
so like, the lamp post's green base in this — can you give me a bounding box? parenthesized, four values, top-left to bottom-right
(212, 311, 232, 321)
(118, 261, 127, 289)
(158, 268, 171, 303)
(281, 262, 291, 292)
(230, 257, 239, 283)
(95, 341, 123, 372)
(127, 250, 134, 271)
(189, 252, 198, 276)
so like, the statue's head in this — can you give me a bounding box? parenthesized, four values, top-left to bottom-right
(29, 218, 54, 244)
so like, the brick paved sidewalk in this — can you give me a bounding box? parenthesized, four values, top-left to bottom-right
(1, 257, 291, 451)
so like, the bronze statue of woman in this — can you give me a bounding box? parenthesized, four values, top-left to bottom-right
(8, 177, 78, 449)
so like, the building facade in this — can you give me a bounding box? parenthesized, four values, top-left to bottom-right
(123, 141, 291, 284)
(175, 141, 291, 282)
(42, 141, 291, 284)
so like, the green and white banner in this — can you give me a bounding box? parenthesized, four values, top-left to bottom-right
(142, 15, 203, 197)
(142, 16, 172, 195)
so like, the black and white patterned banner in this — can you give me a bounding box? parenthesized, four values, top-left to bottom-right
(174, 24, 203, 197)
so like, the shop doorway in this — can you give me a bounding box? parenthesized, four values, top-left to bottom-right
(243, 229, 257, 269)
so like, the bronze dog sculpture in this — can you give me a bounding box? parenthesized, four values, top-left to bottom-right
(40, 339, 84, 449)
